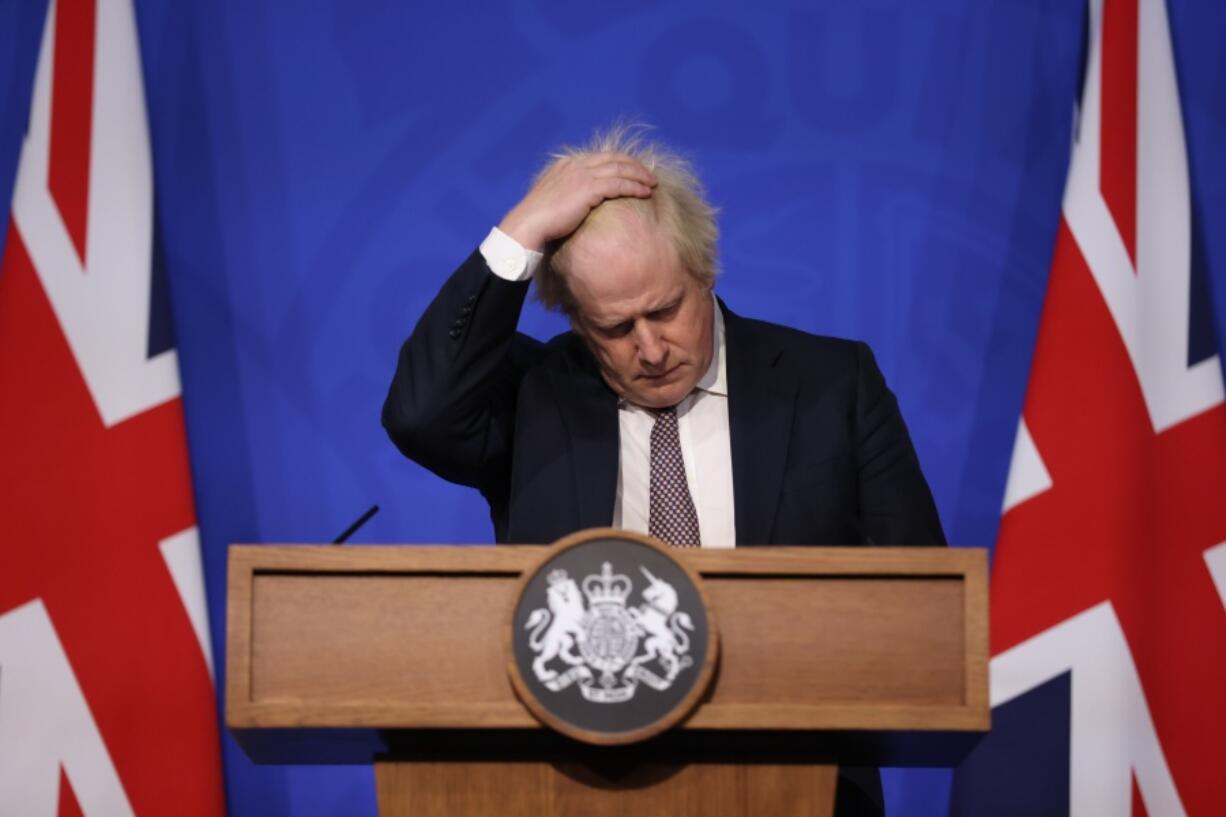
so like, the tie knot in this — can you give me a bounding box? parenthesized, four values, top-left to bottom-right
(653, 405, 678, 422)
(651, 407, 680, 440)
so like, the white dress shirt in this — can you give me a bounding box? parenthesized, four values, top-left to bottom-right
(481, 227, 737, 548)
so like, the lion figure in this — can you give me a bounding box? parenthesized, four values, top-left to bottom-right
(524, 572, 586, 682)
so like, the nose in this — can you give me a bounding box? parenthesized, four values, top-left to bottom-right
(635, 323, 668, 368)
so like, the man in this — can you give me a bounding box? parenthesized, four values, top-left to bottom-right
(383, 126, 945, 814)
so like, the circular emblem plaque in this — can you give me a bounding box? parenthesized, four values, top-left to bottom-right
(507, 528, 718, 745)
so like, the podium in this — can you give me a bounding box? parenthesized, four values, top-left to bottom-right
(226, 543, 988, 816)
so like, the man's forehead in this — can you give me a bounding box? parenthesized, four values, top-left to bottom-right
(580, 280, 689, 327)
(563, 209, 696, 322)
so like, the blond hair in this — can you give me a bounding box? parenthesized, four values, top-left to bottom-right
(535, 123, 720, 315)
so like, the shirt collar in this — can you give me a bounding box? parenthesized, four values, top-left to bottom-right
(694, 292, 727, 397)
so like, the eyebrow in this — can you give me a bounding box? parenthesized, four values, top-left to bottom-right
(592, 293, 684, 330)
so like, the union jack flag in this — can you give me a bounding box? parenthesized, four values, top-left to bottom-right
(951, 0, 1226, 814)
(0, 1, 225, 814)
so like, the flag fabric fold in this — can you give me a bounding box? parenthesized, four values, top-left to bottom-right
(0, 1, 226, 815)
(951, 1, 1226, 815)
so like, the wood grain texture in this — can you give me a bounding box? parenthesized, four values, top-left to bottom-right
(701, 577, 962, 705)
(252, 575, 515, 705)
(375, 759, 836, 817)
(225, 552, 255, 724)
(226, 544, 988, 733)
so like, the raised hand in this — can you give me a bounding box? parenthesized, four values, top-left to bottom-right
(498, 152, 657, 251)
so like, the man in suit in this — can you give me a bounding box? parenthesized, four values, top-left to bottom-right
(383, 126, 944, 815)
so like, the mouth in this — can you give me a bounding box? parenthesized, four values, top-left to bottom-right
(640, 364, 682, 383)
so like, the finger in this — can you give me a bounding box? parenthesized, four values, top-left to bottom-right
(589, 160, 657, 186)
(589, 178, 653, 203)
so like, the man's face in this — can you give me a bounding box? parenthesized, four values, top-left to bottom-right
(565, 222, 714, 409)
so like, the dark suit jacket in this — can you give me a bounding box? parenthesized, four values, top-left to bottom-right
(383, 250, 945, 549)
(382, 250, 947, 816)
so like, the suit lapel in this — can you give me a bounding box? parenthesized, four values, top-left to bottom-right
(552, 340, 619, 532)
(723, 303, 796, 546)
(548, 307, 796, 544)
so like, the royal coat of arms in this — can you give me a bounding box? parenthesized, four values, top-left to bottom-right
(523, 561, 695, 703)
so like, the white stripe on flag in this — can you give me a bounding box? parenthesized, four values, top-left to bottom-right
(158, 528, 215, 681)
(0, 600, 136, 817)
(1001, 418, 1052, 513)
(989, 602, 1187, 817)
(1204, 542, 1226, 612)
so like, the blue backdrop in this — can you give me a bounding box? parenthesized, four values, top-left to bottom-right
(1, 1, 1223, 816)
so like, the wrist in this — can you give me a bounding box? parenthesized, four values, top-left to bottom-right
(497, 214, 546, 253)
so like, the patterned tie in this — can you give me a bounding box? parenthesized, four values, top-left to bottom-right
(649, 407, 702, 548)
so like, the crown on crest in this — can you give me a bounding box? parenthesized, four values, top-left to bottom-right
(582, 561, 632, 605)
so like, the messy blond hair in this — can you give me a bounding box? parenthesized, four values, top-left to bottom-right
(535, 123, 720, 315)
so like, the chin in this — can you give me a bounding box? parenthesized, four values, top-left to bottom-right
(631, 382, 691, 409)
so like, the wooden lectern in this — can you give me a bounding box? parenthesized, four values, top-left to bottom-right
(227, 544, 988, 817)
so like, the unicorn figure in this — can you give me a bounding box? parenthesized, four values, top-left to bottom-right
(629, 566, 694, 681)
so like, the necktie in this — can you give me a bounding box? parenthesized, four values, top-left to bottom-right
(649, 406, 702, 548)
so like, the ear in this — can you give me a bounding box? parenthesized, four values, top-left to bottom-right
(570, 315, 595, 349)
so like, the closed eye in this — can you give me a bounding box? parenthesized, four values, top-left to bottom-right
(648, 301, 681, 321)
(598, 320, 633, 338)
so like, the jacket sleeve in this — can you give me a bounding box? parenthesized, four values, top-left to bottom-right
(852, 342, 947, 546)
(381, 249, 543, 494)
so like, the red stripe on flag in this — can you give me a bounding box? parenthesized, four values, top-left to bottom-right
(992, 219, 1226, 814)
(1131, 775, 1148, 817)
(57, 768, 84, 817)
(0, 224, 226, 816)
(1100, 0, 1139, 269)
(48, 0, 97, 267)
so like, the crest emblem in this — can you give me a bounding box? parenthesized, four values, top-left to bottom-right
(508, 529, 717, 744)
(524, 562, 695, 703)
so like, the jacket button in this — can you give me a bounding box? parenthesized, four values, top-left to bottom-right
(449, 328, 461, 339)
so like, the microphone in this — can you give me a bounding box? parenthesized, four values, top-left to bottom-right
(332, 504, 380, 545)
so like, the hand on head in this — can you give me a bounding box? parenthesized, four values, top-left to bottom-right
(498, 152, 657, 252)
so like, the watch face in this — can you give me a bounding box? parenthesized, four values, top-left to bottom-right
(509, 531, 716, 744)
